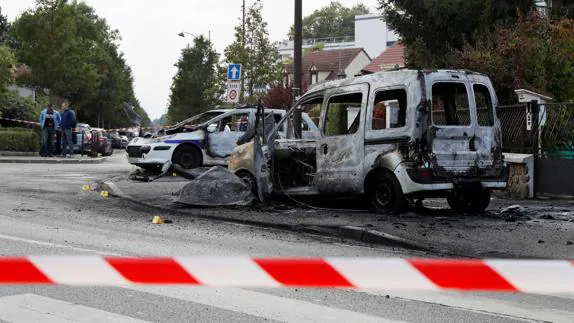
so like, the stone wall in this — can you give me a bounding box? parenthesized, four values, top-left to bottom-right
(506, 163, 530, 199)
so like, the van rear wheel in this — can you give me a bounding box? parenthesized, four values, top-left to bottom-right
(369, 172, 407, 215)
(447, 189, 491, 214)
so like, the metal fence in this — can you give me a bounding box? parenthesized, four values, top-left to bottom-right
(497, 104, 532, 154)
(538, 103, 574, 158)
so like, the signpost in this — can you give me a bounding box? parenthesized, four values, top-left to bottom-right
(226, 64, 242, 104)
(227, 82, 241, 103)
(227, 64, 241, 81)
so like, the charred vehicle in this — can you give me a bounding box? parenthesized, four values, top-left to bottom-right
(127, 108, 317, 172)
(229, 70, 508, 214)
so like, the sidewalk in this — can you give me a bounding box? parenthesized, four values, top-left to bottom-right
(101, 175, 574, 259)
(0, 155, 106, 164)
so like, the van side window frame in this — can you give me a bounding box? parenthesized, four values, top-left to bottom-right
(430, 81, 474, 128)
(320, 83, 369, 139)
(268, 94, 324, 141)
(473, 83, 495, 128)
(368, 86, 409, 132)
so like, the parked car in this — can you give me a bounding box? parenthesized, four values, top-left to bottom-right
(108, 131, 129, 149)
(92, 128, 114, 156)
(229, 69, 508, 214)
(126, 108, 318, 173)
(118, 131, 136, 142)
(73, 123, 94, 155)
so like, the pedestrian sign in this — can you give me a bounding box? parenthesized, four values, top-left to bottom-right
(227, 64, 242, 81)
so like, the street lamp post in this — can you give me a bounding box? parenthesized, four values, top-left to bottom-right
(178, 31, 211, 43)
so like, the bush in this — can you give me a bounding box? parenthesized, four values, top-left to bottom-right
(0, 128, 40, 152)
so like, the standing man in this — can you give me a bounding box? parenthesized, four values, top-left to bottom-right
(39, 103, 61, 157)
(60, 100, 77, 158)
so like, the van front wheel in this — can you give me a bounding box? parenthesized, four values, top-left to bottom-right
(447, 189, 491, 214)
(369, 172, 407, 215)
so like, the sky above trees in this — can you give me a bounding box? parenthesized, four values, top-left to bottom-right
(2, 0, 378, 119)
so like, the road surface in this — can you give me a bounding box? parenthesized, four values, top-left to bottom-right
(0, 152, 572, 322)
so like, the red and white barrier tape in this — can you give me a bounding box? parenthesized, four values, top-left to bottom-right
(0, 257, 573, 292)
(0, 117, 162, 132)
(0, 117, 40, 126)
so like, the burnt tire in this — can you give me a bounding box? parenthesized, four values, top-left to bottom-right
(447, 189, 491, 214)
(236, 171, 258, 198)
(172, 145, 202, 169)
(369, 172, 407, 215)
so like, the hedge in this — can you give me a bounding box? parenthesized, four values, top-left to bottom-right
(0, 128, 40, 152)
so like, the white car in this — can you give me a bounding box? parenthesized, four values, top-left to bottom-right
(127, 108, 318, 172)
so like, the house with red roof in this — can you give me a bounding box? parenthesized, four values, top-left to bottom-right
(284, 48, 371, 88)
(362, 42, 406, 74)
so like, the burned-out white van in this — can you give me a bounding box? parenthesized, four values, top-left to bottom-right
(229, 70, 508, 214)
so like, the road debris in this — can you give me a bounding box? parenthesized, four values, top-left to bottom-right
(176, 166, 254, 207)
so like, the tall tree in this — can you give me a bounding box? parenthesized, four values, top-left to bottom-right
(378, 0, 535, 67)
(168, 36, 222, 124)
(12, 0, 149, 127)
(224, 0, 282, 100)
(289, 2, 370, 39)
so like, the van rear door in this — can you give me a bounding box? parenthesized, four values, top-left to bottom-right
(426, 73, 500, 178)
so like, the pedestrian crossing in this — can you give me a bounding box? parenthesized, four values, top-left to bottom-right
(0, 289, 573, 322)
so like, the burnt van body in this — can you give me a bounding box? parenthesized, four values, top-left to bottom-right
(229, 70, 508, 213)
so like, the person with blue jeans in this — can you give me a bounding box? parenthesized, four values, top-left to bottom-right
(60, 100, 77, 158)
(39, 104, 61, 157)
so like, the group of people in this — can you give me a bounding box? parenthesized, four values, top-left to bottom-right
(38, 100, 77, 158)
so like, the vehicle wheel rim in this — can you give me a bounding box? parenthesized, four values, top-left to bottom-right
(239, 174, 255, 190)
(375, 183, 393, 207)
(180, 153, 194, 168)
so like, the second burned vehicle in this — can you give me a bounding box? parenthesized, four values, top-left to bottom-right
(127, 107, 318, 172)
(229, 70, 508, 214)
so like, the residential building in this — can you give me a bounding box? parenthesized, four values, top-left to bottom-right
(283, 48, 371, 87)
(278, 13, 398, 60)
(361, 42, 406, 74)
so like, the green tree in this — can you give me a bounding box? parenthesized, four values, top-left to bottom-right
(450, 13, 574, 103)
(224, 0, 282, 101)
(0, 45, 15, 93)
(378, 0, 535, 67)
(13, 0, 113, 104)
(289, 2, 370, 39)
(12, 0, 149, 128)
(168, 36, 222, 124)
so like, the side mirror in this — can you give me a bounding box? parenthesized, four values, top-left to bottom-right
(207, 124, 218, 133)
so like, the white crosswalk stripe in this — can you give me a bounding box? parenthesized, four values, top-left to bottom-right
(0, 294, 148, 323)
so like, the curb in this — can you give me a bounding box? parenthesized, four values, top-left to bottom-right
(0, 157, 106, 164)
(0, 151, 39, 157)
(101, 181, 435, 254)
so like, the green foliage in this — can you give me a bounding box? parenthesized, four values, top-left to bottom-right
(0, 128, 40, 152)
(304, 42, 325, 54)
(450, 13, 574, 103)
(289, 2, 370, 39)
(11, 0, 150, 128)
(168, 36, 223, 124)
(224, 0, 282, 101)
(0, 45, 15, 91)
(378, 0, 535, 68)
(0, 89, 40, 122)
(0, 6, 14, 47)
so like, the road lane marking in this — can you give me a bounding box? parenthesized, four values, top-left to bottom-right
(0, 234, 119, 256)
(360, 290, 574, 323)
(125, 286, 400, 323)
(0, 294, 148, 323)
(2, 232, 573, 322)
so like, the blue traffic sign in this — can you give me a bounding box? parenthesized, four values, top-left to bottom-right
(227, 64, 242, 81)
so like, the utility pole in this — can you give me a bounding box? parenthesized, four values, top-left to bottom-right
(293, 0, 303, 138)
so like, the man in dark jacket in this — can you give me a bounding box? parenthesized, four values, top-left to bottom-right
(60, 100, 77, 158)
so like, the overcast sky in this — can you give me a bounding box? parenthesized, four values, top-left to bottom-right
(3, 0, 379, 119)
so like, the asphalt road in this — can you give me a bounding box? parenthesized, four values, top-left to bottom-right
(0, 152, 573, 322)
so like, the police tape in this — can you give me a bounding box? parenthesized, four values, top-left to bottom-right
(0, 117, 40, 126)
(0, 256, 572, 292)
